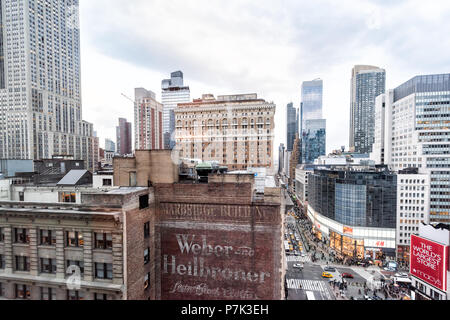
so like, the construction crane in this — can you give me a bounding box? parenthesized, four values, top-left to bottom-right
(121, 93, 135, 104)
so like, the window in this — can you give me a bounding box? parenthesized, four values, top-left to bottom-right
(14, 228, 29, 244)
(67, 260, 84, 276)
(144, 248, 150, 265)
(102, 179, 112, 186)
(67, 290, 84, 300)
(60, 192, 76, 203)
(40, 229, 56, 246)
(40, 258, 56, 274)
(0, 228, 4, 242)
(66, 231, 84, 247)
(15, 256, 30, 272)
(144, 272, 150, 290)
(94, 293, 109, 300)
(144, 222, 150, 238)
(41, 287, 56, 300)
(15, 284, 30, 300)
(0, 254, 4, 269)
(95, 263, 113, 280)
(94, 233, 113, 249)
(139, 194, 149, 209)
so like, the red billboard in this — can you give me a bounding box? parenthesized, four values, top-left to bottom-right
(410, 235, 449, 292)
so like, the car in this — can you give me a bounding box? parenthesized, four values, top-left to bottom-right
(322, 272, 333, 278)
(342, 273, 354, 279)
(301, 253, 307, 257)
(324, 267, 336, 272)
(293, 264, 304, 269)
(395, 273, 409, 278)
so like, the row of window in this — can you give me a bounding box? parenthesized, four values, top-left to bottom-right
(0, 228, 113, 249)
(0, 282, 112, 300)
(2, 255, 113, 280)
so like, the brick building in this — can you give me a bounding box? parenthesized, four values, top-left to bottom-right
(0, 150, 283, 300)
(114, 150, 284, 300)
(174, 94, 276, 171)
(0, 184, 156, 300)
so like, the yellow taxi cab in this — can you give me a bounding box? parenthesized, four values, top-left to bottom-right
(322, 272, 333, 278)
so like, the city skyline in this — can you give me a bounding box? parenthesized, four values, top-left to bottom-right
(78, 0, 450, 155)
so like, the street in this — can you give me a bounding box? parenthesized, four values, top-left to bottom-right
(283, 188, 407, 300)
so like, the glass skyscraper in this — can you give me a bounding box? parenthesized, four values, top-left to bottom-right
(162, 71, 190, 149)
(301, 79, 323, 120)
(350, 65, 386, 154)
(286, 102, 299, 151)
(302, 119, 326, 164)
(300, 79, 326, 163)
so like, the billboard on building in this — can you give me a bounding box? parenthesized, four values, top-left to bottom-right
(410, 235, 449, 292)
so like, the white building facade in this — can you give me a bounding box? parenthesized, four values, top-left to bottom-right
(396, 171, 431, 266)
(372, 74, 450, 225)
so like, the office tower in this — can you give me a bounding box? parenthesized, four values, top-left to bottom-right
(105, 139, 115, 153)
(161, 71, 190, 149)
(301, 79, 323, 120)
(371, 73, 450, 225)
(349, 65, 386, 154)
(134, 88, 163, 150)
(278, 143, 285, 175)
(300, 79, 326, 163)
(0, 0, 97, 172)
(302, 119, 326, 164)
(175, 93, 276, 170)
(116, 118, 132, 156)
(286, 103, 299, 151)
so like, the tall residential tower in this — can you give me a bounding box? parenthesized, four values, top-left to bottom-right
(116, 118, 132, 156)
(349, 65, 386, 154)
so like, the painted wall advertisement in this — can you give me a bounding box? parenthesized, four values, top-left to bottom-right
(410, 235, 449, 292)
(159, 227, 276, 300)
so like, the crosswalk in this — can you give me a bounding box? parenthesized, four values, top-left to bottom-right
(286, 255, 311, 263)
(286, 279, 332, 300)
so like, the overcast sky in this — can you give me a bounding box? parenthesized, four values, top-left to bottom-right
(79, 0, 450, 155)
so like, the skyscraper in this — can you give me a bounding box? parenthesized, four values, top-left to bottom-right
(134, 88, 164, 150)
(105, 139, 116, 153)
(301, 79, 323, 120)
(116, 118, 132, 156)
(286, 102, 299, 151)
(349, 65, 386, 154)
(161, 71, 190, 149)
(302, 119, 326, 164)
(300, 79, 326, 163)
(0, 0, 97, 171)
(372, 73, 450, 225)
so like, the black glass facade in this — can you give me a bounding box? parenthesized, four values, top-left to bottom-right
(286, 102, 299, 151)
(308, 168, 397, 228)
